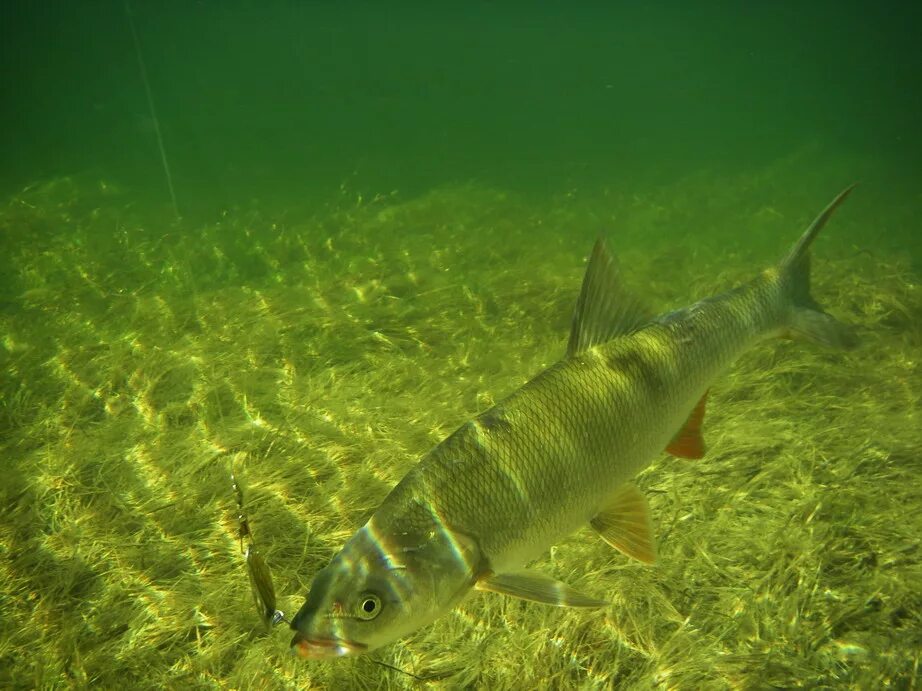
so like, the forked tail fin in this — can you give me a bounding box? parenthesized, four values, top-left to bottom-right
(778, 184, 858, 349)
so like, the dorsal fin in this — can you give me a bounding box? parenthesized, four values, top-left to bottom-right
(567, 239, 650, 357)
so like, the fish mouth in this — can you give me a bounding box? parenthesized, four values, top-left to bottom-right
(290, 631, 367, 659)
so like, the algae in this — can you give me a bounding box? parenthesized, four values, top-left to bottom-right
(1, 170, 919, 689)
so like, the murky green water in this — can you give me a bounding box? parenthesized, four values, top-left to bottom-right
(1, 3, 920, 689)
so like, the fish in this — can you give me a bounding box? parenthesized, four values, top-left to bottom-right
(290, 185, 858, 659)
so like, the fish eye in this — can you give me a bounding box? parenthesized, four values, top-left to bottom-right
(357, 593, 381, 620)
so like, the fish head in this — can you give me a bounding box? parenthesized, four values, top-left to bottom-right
(290, 523, 479, 658)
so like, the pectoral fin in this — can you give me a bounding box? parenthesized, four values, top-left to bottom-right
(476, 571, 608, 608)
(590, 483, 657, 564)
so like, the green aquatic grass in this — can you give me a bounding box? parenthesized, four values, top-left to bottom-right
(1, 171, 920, 689)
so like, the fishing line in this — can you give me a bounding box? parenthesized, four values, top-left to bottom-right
(369, 658, 431, 681)
(124, 0, 180, 219)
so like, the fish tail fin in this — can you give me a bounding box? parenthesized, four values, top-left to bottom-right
(777, 184, 858, 349)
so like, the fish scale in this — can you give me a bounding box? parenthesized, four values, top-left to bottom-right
(382, 310, 756, 575)
(290, 185, 857, 658)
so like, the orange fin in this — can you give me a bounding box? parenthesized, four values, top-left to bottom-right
(589, 483, 657, 564)
(666, 390, 708, 459)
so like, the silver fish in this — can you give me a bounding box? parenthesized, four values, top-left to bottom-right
(291, 186, 857, 658)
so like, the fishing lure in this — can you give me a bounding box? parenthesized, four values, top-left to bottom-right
(232, 472, 286, 629)
(230, 473, 438, 680)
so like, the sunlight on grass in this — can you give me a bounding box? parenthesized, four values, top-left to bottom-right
(1, 168, 919, 688)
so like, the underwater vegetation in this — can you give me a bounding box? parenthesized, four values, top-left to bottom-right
(0, 168, 920, 689)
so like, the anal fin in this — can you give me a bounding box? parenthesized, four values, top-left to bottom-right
(590, 483, 657, 564)
(476, 571, 608, 608)
(666, 390, 708, 459)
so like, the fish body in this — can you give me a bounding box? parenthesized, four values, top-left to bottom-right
(291, 186, 856, 658)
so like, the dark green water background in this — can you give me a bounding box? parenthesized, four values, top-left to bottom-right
(2, 1, 920, 247)
(2, 5, 921, 687)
